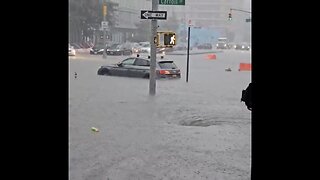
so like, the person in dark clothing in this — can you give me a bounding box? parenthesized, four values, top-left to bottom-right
(241, 82, 252, 111)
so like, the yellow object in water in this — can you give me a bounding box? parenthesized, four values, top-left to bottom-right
(91, 127, 99, 132)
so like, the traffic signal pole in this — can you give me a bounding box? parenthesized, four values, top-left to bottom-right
(186, 26, 190, 82)
(102, 0, 107, 59)
(229, 8, 251, 21)
(149, 0, 158, 95)
(230, 8, 251, 14)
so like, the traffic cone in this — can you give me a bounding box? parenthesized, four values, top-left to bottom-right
(206, 54, 216, 60)
(239, 63, 251, 71)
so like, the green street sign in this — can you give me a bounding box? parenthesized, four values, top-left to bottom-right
(159, 0, 185, 5)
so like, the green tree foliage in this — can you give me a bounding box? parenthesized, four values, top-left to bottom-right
(69, 0, 118, 43)
(130, 21, 151, 42)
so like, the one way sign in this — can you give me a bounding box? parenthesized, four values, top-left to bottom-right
(141, 10, 167, 20)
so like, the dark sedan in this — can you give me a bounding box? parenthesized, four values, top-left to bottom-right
(97, 57, 181, 79)
(90, 44, 106, 55)
(106, 43, 132, 56)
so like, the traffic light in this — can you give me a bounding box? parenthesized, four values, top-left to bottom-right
(228, 13, 232, 20)
(164, 33, 176, 46)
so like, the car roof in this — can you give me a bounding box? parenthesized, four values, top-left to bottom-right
(135, 56, 173, 62)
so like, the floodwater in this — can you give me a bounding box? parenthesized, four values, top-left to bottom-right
(69, 50, 251, 180)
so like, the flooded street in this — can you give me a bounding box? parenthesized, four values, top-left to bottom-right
(69, 50, 251, 180)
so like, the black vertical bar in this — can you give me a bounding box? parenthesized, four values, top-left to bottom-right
(186, 26, 190, 82)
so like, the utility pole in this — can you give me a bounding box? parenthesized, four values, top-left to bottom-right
(230, 8, 251, 14)
(102, 0, 107, 59)
(186, 26, 190, 83)
(229, 8, 251, 22)
(149, 0, 158, 95)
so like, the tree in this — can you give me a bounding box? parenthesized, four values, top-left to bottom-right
(130, 21, 151, 42)
(69, 0, 118, 43)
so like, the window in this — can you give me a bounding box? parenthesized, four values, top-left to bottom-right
(122, 58, 135, 65)
(134, 58, 150, 66)
(158, 61, 177, 69)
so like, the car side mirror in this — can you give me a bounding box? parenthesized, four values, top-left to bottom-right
(117, 62, 123, 67)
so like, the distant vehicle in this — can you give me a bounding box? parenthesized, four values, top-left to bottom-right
(227, 42, 237, 49)
(173, 43, 193, 51)
(130, 42, 141, 53)
(235, 43, 250, 51)
(139, 43, 151, 53)
(197, 43, 212, 49)
(70, 43, 81, 49)
(216, 42, 229, 49)
(90, 44, 106, 55)
(106, 43, 132, 55)
(97, 57, 181, 79)
(217, 37, 228, 43)
(69, 44, 76, 56)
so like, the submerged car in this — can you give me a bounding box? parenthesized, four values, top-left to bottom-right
(97, 57, 181, 79)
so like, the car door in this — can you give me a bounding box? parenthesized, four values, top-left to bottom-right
(129, 58, 150, 77)
(111, 58, 135, 77)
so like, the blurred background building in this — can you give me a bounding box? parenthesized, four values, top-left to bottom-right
(69, 0, 250, 45)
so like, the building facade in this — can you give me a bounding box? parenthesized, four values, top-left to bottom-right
(103, 0, 250, 43)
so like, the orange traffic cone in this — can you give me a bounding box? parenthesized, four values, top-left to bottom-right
(239, 63, 251, 71)
(206, 54, 216, 60)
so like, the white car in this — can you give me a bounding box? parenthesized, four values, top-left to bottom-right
(69, 45, 76, 56)
(139, 43, 151, 53)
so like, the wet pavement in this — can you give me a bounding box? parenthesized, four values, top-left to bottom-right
(69, 49, 251, 180)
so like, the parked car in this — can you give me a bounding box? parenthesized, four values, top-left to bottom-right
(97, 57, 181, 79)
(197, 43, 212, 49)
(69, 44, 76, 56)
(90, 44, 106, 55)
(106, 43, 132, 55)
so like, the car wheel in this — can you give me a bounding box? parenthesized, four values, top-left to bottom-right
(143, 73, 149, 79)
(97, 68, 110, 75)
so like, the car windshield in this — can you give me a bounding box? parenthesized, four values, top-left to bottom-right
(94, 44, 105, 48)
(109, 44, 119, 48)
(115, 45, 122, 49)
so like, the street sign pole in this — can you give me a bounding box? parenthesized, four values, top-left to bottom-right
(149, 0, 158, 95)
(102, 0, 107, 59)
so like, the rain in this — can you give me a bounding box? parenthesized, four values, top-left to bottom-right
(69, 0, 251, 179)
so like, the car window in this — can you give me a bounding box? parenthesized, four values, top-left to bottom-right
(158, 61, 177, 69)
(134, 58, 150, 66)
(121, 58, 135, 65)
